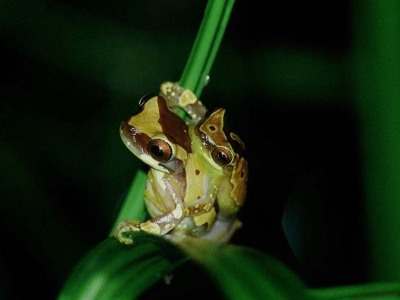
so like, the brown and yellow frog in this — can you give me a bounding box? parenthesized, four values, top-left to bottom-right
(114, 82, 248, 244)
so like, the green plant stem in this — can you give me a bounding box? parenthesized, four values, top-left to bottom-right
(111, 0, 235, 233)
(110, 170, 147, 234)
(179, 0, 235, 97)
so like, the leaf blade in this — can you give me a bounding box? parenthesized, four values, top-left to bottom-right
(177, 238, 311, 300)
(58, 234, 188, 300)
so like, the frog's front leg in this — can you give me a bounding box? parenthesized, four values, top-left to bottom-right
(114, 204, 185, 244)
(160, 81, 206, 122)
(114, 220, 141, 245)
(140, 204, 184, 235)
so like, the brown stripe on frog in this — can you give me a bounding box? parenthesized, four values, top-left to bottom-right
(197, 108, 237, 155)
(198, 108, 227, 145)
(194, 126, 213, 153)
(197, 108, 246, 158)
(157, 96, 192, 153)
(120, 119, 151, 155)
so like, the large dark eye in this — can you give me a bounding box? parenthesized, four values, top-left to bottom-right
(148, 139, 173, 162)
(212, 147, 233, 166)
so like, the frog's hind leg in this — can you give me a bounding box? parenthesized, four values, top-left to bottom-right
(201, 218, 243, 243)
(159, 81, 206, 122)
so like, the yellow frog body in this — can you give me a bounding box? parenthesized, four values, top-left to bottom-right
(115, 82, 248, 244)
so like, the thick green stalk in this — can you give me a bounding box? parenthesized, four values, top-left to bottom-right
(353, 0, 400, 280)
(179, 0, 235, 97)
(111, 0, 235, 233)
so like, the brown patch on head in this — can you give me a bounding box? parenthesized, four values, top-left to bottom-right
(122, 96, 190, 174)
(157, 97, 192, 153)
(195, 169, 200, 175)
(120, 119, 151, 154)
(198, 108, 229, 147)
(197, 108, 246, 161)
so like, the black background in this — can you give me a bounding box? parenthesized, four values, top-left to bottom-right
(0, 1, 368, 298)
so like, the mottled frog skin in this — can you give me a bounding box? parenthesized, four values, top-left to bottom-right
(115, 82, 248, 244)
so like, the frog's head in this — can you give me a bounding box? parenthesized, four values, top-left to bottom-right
(120, 95, 191, 174)
(195, 108, 248, 205)
(195, 108, 245, 167)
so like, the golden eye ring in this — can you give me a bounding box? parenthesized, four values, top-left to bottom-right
(212, 146, 233, 166)
(148, 139, 173, 162)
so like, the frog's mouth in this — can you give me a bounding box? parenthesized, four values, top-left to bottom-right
(158, 159, 184, 175)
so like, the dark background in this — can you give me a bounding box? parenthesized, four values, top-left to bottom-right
(0, 1, 368, 298)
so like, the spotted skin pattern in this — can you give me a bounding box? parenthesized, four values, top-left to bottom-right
(115, 82, 248, 244)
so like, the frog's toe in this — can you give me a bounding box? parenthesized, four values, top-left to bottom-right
(114, 220, 141, 245)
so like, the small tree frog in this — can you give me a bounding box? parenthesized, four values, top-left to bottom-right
(115, 82, 248, 244)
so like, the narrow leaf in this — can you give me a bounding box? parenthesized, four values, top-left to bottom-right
(58, 234, 188, 300)
(177, 238, 311, 300)
(179, 0, 235, 96)
(309, 281, 400, 299)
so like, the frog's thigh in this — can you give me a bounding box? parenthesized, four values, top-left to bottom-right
(203, 218, 242, 243)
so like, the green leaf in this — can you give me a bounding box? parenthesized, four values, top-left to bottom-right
(59, 234, 313, 300)
(58, 232, 400, 300)
(309, 281, 400, 300)
(58, 234, 188, 300)
(177, 238, 312, 300)
(110, 170, 148, 235)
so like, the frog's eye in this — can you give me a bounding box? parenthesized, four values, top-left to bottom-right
(148, 139, 173, 162)
(212, 146, 233, 166)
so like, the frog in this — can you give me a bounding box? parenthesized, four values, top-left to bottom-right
(114, 81, 248, 244)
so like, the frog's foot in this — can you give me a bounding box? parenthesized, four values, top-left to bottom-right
(114, 220, 141, 245)
(159, 81, 206, 122)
